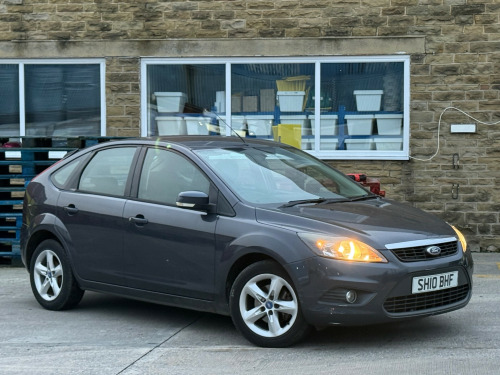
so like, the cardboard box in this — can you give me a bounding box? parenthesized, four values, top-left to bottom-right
(243, 96, 258, 112)
(260, 89, 275, 112)
(231, 94, 242, 112)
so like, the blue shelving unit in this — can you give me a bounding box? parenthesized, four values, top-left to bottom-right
(0, 146, 73, 264)
(0, 137, 124, 265)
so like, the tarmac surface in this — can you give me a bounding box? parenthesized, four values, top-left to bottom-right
(1, 252, 499, 375)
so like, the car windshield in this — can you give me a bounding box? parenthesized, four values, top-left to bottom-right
(195, 145, 370, 206)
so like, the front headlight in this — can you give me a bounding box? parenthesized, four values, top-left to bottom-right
(298, 233, 387, 263)
(451, 225, 467, 252)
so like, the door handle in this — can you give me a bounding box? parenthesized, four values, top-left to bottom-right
(129, 215, 148, 225)
(64, 205, 79, 215)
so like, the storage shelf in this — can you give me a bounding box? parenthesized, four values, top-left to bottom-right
(0, 137, 125, 264)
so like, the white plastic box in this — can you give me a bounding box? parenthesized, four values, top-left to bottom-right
(246, 115, 274, 136)
(184, 116, 211, 135)
(154, 92, 187, 113)
(309, 115, 338, 136)
(320, 137, 339, 151)
(219, 116, 246, 132)
(353, 90, 383, 111)
(155, 116, 186, 135)
(277, 91, 305, 112)
(374, 138, 403, 150)
(375, 114, 403, 135)
(345, 138, 374, 150)
(345, 115, 374, 135)
(215, 91, 225, 112)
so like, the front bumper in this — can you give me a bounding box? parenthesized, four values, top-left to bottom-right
(286, 250, 473, 328)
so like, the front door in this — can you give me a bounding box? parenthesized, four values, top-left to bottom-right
(122, 147, 217, 300)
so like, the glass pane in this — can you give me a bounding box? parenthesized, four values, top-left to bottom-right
(79, 147, 136, 196)
(0, 65, 20, 137)
(195, 145, 368, 205)
(146, 64, 225, 136)
(138, 148, 210, 205)
(25, 64, 101, 137)
(230, 63, 315, 150)
(51, 158, 82, 189)
(319, 62, 404, 152)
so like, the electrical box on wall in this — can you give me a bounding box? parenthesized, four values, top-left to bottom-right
(450, 124, 477, 133)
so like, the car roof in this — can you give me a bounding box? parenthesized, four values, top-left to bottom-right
(106, 136, 285, 151)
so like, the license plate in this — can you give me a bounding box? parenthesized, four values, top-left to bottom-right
(412, 271, 458, 294)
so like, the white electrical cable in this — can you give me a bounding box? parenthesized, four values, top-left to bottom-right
(410, 106, 500, 162)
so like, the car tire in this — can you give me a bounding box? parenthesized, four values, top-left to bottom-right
(229, 260, 310, 347)
(29, 239, 84, 311)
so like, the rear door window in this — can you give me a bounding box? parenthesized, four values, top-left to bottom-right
(79, 147, 137, 196)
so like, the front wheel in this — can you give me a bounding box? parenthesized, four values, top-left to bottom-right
(29, 239, 84, 311)
(229, 260, 310, 347)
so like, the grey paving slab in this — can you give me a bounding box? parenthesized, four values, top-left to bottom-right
(1, 252, 499, 375)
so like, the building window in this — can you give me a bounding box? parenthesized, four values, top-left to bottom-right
(141, 56, 409, 160)
(0, 60, 105, 138)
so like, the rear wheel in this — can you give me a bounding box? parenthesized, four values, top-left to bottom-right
(230, 260, 310, 347)
(30, 239, 84, 310)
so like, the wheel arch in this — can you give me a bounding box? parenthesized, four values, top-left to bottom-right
(25, 230, 62, 269)
(224, 250, 290, 305)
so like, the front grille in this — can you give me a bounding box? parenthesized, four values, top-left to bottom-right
(390, 241, 458, 262)
(383, 284, 470, 314)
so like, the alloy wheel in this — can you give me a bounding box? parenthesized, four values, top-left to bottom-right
(238, 273, 298, 338)
(33, 249, 64, 301)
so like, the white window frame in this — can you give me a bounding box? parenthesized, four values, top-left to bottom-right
(0, 58, 107, 137)
(141, 56, 410, 160)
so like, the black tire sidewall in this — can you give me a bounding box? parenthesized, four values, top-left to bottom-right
(29, 239, 83, 311)
(229, 260, 310, 347)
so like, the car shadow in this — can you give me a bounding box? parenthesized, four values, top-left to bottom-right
(72, 291, 463, 349)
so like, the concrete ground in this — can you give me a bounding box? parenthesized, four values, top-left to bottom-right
(1, 252, 499, 375)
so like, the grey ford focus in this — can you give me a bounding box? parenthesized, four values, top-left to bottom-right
(20, 136, 473, 347)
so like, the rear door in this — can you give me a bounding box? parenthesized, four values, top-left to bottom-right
(56, 146, 138, 285)
(122, 147, 217, 300)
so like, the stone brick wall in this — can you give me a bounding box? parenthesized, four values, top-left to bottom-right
(1, 0, 499, 251)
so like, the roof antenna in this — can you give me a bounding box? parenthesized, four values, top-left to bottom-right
(203, 109, 247, 144)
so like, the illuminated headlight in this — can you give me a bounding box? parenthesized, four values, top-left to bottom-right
(451, 225, 467, 252)
(298, 233, 387, 263)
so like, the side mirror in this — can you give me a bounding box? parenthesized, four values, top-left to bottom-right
(176, 191, 214, 212)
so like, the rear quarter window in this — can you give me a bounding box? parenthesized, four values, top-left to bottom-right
(51, 159, 81, 189)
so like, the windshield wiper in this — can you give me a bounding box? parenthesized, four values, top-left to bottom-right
(279, 197, 350, 208)
(279, 198, 328, 208)
(280, 195, 378, 208)
(347, 194, 379, 202)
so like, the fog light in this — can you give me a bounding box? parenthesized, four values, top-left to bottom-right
(345, 290, 357, 304)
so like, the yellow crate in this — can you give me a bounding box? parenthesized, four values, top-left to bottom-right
(272, 124, 302, 148)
